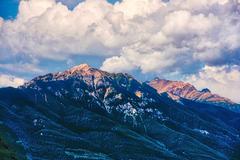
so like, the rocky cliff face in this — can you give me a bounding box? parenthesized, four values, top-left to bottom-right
(0, 64, 239, 160)
(148, 78, 240, 112)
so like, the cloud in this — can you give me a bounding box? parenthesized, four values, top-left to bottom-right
(101, 56, 135, 72)
(101, 0, 240, 73)
(0, 17, 3, 27)
(0, 0, 240, 101)
(0, 74, 25, 88)
(0, 63, 44, 75)
(185, 65, 240, 103)
(0, 0, 116, 60)
(0, 0, 239, 74)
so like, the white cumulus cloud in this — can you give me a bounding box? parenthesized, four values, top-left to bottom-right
(185, 65, 240, 103)
(0, 0, 239, 71)
(101, 56, 135, 73)
(0, 74, 25, 88)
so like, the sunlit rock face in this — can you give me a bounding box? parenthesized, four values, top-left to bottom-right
(0, 64, 239, 160)
(148, 78, 240, 112)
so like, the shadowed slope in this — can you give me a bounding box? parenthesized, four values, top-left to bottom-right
(0, 64, 239, 160)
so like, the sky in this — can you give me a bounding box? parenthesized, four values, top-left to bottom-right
(0, 0, 240, 103)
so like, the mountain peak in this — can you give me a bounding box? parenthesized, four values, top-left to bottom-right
(150, 78, 196, 92)
(201, 88, 211, 93)
(148, 78, 236, 108)
(63, 63, 110, 78)
(23, 63, 109, 88)
(68, 63, 92, 73)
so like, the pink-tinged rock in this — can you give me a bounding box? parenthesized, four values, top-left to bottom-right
(148, 78, 235, 105)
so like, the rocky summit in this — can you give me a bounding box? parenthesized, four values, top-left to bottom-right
(148, 78, 240, 112)
(0, 64, 240, 160)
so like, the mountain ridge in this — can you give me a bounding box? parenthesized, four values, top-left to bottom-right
(0, 63, 239, 160)
(148, 77, 240, 112)
(23, 64, 238, 107)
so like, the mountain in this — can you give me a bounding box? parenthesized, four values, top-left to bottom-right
(0, 64, 239, 160)
(0, 125, 26, 160)
(148, 78, 240, 112)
